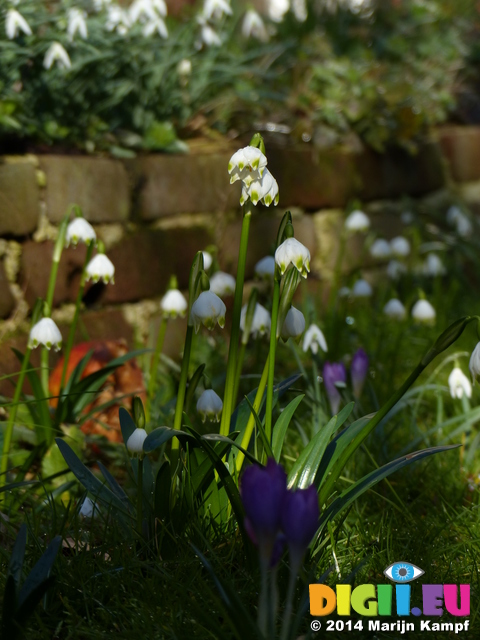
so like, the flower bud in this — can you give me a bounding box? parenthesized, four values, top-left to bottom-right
(126, 428, 148, 454)
(133, 396, 146, 430)
(323, 361, 346, 415)
(281, 485, 319, 561)
(351, 348, 368, 398)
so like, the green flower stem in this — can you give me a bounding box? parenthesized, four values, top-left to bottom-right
(265, 277, 281, 445)
(258, 555, 269, 638)
(0, 347, 31, 498)
(147, 315, 168, 405)
(172, 324, 194, 450)
(137, 456, 144, 537)
(235, 355, 270, 473)
(232, 341, 247, 410)
(59, 243, 94, 395)
(220, 209, 252, 437)
(280, 555, 302, 640)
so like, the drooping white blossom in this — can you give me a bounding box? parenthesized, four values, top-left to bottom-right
(281, 306, 305, 341)
(254, 256, 276, 280)
(142, 17, 168, 38)
(302, 324, 328, 354)
(105, 5, 131, 34)
(422, 254, 445, 277)
(85, 254, 115, 284)
(66, 218, 96, 247)
(126, 428, 148, 453)
(79, 497, 100, 519)
(469, 342, 480, 384)
(411, 299, 436, 323)
(160, 289, 187, 318)
(240, 168, 279, 207)
(196, 389, 223, 422)
(369, 239, 391, 260)
(352, 279, 372, 298)
(44, 42, 72, 70)
(209, 271, 236, 297)
(240, 303, 271, 339)
(5, 9, 32, 39)
(390, 236, 410, 258)
(386, 259, 407, 280)
(190, 291, 226, 333)
(67, 8, 88, 40)
(29, 318, 62, 351)
(448, 367, 472, 399)
(275, 237, 310, 278)
(202, 0, 233, 22)
(383, 298, 406, 320)
(242, 10, 269, 42)
(228, 146, 268, 187)
(202, 251, 213, 271)
(268, 0, 289, 22)
(344, 210, 370, 232)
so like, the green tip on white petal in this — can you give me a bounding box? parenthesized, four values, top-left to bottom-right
(252, 158, 259, 169)
(238, 161, 245, 170)
(218, 316, 226, 328)
(228, 162, 233, 172)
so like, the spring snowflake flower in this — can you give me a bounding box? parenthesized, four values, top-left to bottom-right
(85, 254, 115, 284)
(254, 256, 276, 280)
(160, 289, 187, 318)
(240, 302, 271, 339)
(106, 5, 131, 34)
(275, 238, 310, 278)
(352, 279, 372, 298)
(447, 206, 472, 237)
(177, 58, 192, 77)
(66, 218, 96, 247)
(344, 210, 370, 232)
(29, 318, 62, 351)
(386, 259, 407, 280)
(369, 239, 391, 260)
(126, 428, 148, 453)
(202, 0, 233, 21)
(411, 299, 436, 323)
(198, 21, 222, 46)
(383, 298, 406, 320)
(5, 9, 32, 39)
(67, 8, 88, 40)
(422, 254, 445, 277)
(281, 306, 305, 341)
(242, 10, 269, 42)
(469, 343, 480, 384)
(190, 291, 226, 333)
(390, 236, 410, 257)
(302, 324, 328, 354)
(202, 251, 213, 270)
(292, 0, 308, 21)
(268, 0, 289, 22)
(228, 146, 268, 187)
(143, 17, 168, 37)
(240, 168, 279, 207)
(44, 42, 71, 70)
(448, 367, 472, 399)
(209, 271, 236, 297)
(196, 389, 223, 422)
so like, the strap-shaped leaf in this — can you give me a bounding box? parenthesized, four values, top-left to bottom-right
(143, 426, 193, 453)
(119, 407, 136, 445)
(272, 394, 304, 462)
(1, 575, 18, 639)
(18, 536, 61, 607)
(288, 415, 338, 489)
(97, 461, 133, 513)
(8, 523, 27, 589)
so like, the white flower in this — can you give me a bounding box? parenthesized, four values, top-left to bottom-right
(448, 206, 472, 237)
(268, 0, 289, 22)
(448, 367, 472, 399)
(254, 256, 276, 280)
(160, 289, 187, 318)
(85, 254, 115, 284)
(202, 251, 213, 270)
(352, 279, 372, 298)
(292, 0, 307, 21)
(126, 428, 148, 453)
(29, 318, 62, 351)
(242, 10, 269, 42)
(130, 0, 155, 22)
(202, 0, 233, 21)
(44, 42, 71, 70)
(240, 302, 271, 339)
(390, 236, 410, 257)
(469, 342, 480, 383)
(281, 306, 305, 341)
(106, 5, 131, 33)
(152, 0, 168, 16)
(344, 210, 370, 232)
(177, 58, 192, 76)
(5, 9, 32, 39)
(401, 211, 414, 225)
(209, 271, 236, 297)
(386, 259, 407, 280)
(447, 205, 462, 225)
(79, 497, 100, 519)
(240, 168, 279, 207)
(142, 17, 168, 37)
(199, 23, 222, 46)
(338, 286, 350, 298)
(67, 8, 88, 40)
(190, 291, 226, 333)
(196, 389, 223, 422)
(422, 254, 445, 277)
(228, 146, 268, 186)
(66, 218, 96, 246)
(383, 298, 406, 320)
(411, 299, 436, 323)
(369, 239, 391, 260)
(302, 324, 328, 354)
(275, 237, 310, 278)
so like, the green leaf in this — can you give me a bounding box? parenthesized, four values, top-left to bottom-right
(143, 426, 192, 453)
(154, 460, 171, 521)
(15, 576, 56, 628)
(18, 535, 61, 607)
(119, 407, 136, 446)
(243, 396, 274, 460)
(97, 461, 133, 513)
(8, 523, 26, 590)
(288, 415, 338, 489)
(272, 394, 305, 462)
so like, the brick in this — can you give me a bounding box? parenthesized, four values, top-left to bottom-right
(437, 126, 480, 183)
(0, 160, 39, 235)
(0, 261, 14, 318)
(134, 153, 241, 219)
(40, 156, 130, 223)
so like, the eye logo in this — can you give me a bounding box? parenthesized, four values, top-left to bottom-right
(384, 562, 424, 583)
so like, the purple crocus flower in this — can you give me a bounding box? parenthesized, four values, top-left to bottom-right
(351, 348, 369, 398)
(281, 485, 319, 568)
(323, 361, 347, 415)
(241, 458, 287, 564)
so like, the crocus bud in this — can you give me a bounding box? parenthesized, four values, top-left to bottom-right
(344, 210, 370, 232)
(412, 299, 436, 324)
(28, 317, 62, 351)
(240, 302, 271, 339)
(275, 237, 310, 278)
(161, 289, 187, 318)
(281, 306, 305, 341)
(190, 291, 226, 333)
(390, 236, 410, 257)
(66, 217, 96, 247)
(323, 361, 347, 415)
(196, 389, 223, 422)
(351, 348, 368, 398)
(85, 254, 115, 284)
(254, 256, 276, 280)
(383, 298, 406, 320)
(228, 146, 268, 186)
(369, 239, 391, 260)
(281, 485, 319, 566)
(469, 342, 480, 384)
(302, 324, 328, 354)
(209, 271, 236, 297)
(448, 367, 472, 399)
(240, 168, 279, 207)
(126, 428, 148, 454)
(240, 459, 287, 561)
(352, 279, 372, 298)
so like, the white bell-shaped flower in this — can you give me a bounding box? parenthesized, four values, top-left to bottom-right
(202, 0, 233, 21)
(66, 218, 96, 247)
(383, 298, 406, 320)
(469, 342, 480, 384)
(448, 367, 472, 399)
(275, 237, 310, 278)
(344, 210, 370, 232)
(160, 289, 187, 318)
(6, 9, 32, 39)
(67, 8, 88, 40)
(338, 286, 351, 298)
(106, 5, 131, 33)
(209, 271, 236, 297)
(352, 279, 372, 298)
(448, 206, 473, 237)
(130, 0, 156, 22)
(422, 254, 445, 277)
(268, 0, 289, 22)
(202, 251, 213, 271)
(411, 299, 436, 323)
(386, 259, 407, 280)
(44, 42, 72, 70)
(240, 168, 279, 207)
(126, 428, 148, 453)
(302, 324, 328, 354)
(79, 496, 100, 519)
(29, 318, 62, 351)
(254, 256, 275, 280)
(281, 306, 305, 341)
(240, 303, 271, 339)
(142, 17, 168, 38)
(369, 239, 391, 260)
(198, 22, 222, 47)
(242, 10, 269, 42)
(85, 254, 115, 284)
(401, 211, 414, 224)
(390, 236, 410, 257)
(196, 389, 223, 422)
(190, 291, 226, 333)
(228, 146, 268, 186)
